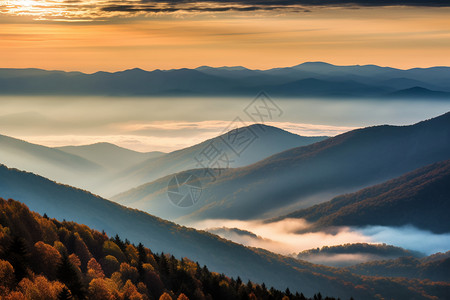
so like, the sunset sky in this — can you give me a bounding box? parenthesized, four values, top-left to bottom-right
(2, 1, 450, 152)
(1, 1, 450, 72)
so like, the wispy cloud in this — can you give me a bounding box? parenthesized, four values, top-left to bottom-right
(115, 120, 357, 136)
(1, 0, 450, 21)
(18, 120, 354, 152)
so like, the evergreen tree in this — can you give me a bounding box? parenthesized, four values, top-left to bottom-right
(57, 253, 85, 299)
(4, 235, 30, 282)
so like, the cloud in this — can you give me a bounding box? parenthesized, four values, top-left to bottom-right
(16, 119, 353, 152)
(1, 0, 449, 21)
(191, 218, 450, 258)
(192, 218, 372, 255)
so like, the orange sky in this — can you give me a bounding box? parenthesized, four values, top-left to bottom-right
(1, 4, 450, 71)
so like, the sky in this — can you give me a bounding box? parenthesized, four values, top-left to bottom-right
(1, 1, 450, 151)
(1, 1, 450, 72)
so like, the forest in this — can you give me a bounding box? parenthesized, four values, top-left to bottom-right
(0, 198, 343, 300)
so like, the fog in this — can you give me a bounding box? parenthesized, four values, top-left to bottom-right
(191, 219, 450, 258)
(1, 96, 449, 152)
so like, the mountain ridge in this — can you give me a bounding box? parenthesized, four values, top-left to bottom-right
(112, 112, 450, 222)
(1, 164, 450, 299)
(2, 163, 445, 299)
(2, 62, 450, 97)
(274, 159, 450, 233)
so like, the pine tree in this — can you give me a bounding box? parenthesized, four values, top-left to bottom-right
(5, 235, 30, 282)
(137, 243, 146, 264)
(57, 253, 85, 299)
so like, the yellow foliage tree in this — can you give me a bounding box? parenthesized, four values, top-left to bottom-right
(17, 275, 65, 300)
(159, 292, 173, 300)
(0, 259, 15, 295)
(87, 257, 105, 280)
(177, 293, 190, 300)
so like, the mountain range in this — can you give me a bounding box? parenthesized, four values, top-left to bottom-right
(1, 62, 450, 98)
(2, 164, 450, 299)
(1, 110, 450, 299)
(277, 159, 450, 234)
(0, 126, 324, 198)
(3, 164, 449, 299)
(112, 112, 450, 222)
(106, 124, 326, 197)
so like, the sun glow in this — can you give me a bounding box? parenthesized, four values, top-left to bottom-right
(0, 0, 86, 20)
(18, 0, 34, 7)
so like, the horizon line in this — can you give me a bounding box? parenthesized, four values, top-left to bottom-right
(2, 61, 450, 75)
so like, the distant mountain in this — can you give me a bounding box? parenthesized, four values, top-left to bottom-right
(1, 164, 445, 299)
(264, 78, 389, 97)
(113, 112, 450, 222)
(1, 125, 326, 198)
(0, 133, 103, 189)
(387, 86, 450, 98)
(1, 63, 450, 97)
(106, 124, 327, 197)
(57, 142, 164, 172)
(276, 159, 450, 234)
(0, 68, 240, 96)
(295, 243, 424, 267)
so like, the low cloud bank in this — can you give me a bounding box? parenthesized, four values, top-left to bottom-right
(191, 218, 450, 261)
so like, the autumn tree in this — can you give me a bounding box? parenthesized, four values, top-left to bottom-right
(32, 241, 62, 280)
(86, 258, 105, 281)
(0, 259, 15, 294)
(159, 292, 173, 300)
(177, 293, 189, 300)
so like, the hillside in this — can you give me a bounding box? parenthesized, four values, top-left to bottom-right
(278, 159, 450, 233)
(1, 125, 323, 198)
(106, 124, 326, 197)
(1, 165, 448, 299)
(57, 142, 164, 172)
(0, 198, 333, 300)
(112, 112, 450, 222)
(0, 133, 103, 190)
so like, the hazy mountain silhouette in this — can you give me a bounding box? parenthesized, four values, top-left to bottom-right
(57, 142, 164, 172)
(387, 86, 450, 98)
(1, 63, 450, 97)
(104, 124, 327, 197)
(277, 159, 450, 233)
(113, 112, 450, 222)
(0, 133, 104, 189)
(1, 125, 326, 198)
(1, 164, 444, 299)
